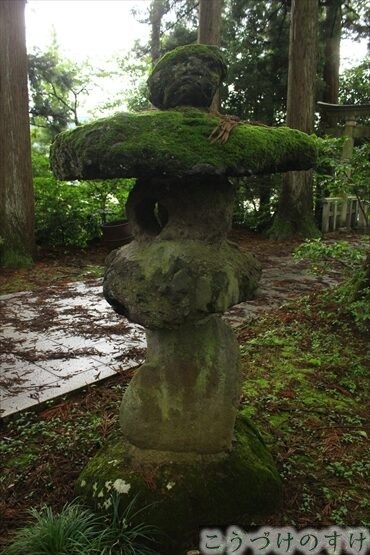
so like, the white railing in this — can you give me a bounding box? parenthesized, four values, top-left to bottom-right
(321, 196, 369, 233)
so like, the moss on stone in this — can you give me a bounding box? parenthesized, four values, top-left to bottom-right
(103, 239, 261, 328)
(148, 44, 227, 109)
(268, 214, 321, 240)
(151, 44, 227, 78)
(119, 315, 241, 453)
(50, 108, 317, 181)
(77, 415, 282, 553)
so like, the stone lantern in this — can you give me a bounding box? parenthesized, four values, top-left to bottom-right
(51, 44, 316, 552)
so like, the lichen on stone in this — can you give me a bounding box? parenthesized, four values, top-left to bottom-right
(103, 239, 261, 329)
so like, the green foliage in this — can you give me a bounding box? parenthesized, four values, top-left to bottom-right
(32, 148, 134, 248)
(232, 175, 279, 231)
(2, 496, 160, 555)
(0, 251, 34, 269)
(314, 136, 345, 196)
(1, 408, 102, 459)
(239, 289, 369, 526)
(293, 238, 366, 270)
(2, 502, 104, 555)
(96, 494, 161, 555)
(160, 24, 197, 55)
(339, 55, 370, 106)
(100, 49, 151, 115)
(293, 238, 370, 330)
(314, 137, 370, 222)
(222, 0, 290, 123)
(28, 37, 93, 140)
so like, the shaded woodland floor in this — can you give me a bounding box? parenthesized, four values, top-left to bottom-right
(0, 231, 369, 549)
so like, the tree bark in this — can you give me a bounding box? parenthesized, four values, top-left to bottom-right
(150, 0, 168, 65)
(0, 0, 35, 266)
(198, 0, 223, 111)
(323, 0, 342, 105)
(322, 0, 342, 128)
(269, 0, 320, 240)
(198, 0, 222, 45)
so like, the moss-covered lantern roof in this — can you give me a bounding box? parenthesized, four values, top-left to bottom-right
(50, 108, 317, 181)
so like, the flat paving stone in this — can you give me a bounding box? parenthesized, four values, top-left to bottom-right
(0, 362, 119, 415)
(0, 278, 146, 417)
(0, 356, 57, 393)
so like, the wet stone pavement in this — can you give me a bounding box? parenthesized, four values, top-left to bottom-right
(0, 242, 352, 418)
(0, 282, 146, 417)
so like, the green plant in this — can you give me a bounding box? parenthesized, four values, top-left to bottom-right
(293, 238, 366, 272)
(314, 137, 370, 225)
(294, 238, 370, 330)
(232, 175, 280, 231)
(2, 502, 104, 555)
(2, 496, 160, 555)
(32, 148, 134, 248)
(98, 494, 161, 555)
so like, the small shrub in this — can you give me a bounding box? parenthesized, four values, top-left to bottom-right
(32, 149, 134, 248)
(2, 496, 160, 555)
(98, 494, 161, 555)
(2, 502, 103, 555)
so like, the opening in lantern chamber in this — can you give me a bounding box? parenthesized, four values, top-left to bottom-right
(135, 197, 169, 235)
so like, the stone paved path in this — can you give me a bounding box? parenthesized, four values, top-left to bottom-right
(0, 235, 362, 418)
(224, 253, 341, 327)
(0, 282, 146, 417)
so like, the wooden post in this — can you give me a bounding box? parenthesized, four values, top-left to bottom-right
(322, 199, 330, 233)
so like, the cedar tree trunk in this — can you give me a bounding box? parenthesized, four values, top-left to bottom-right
(322, 0, 342, 128)
(150, 0, 168, 65)
(323, 0, 341, 105)
(269, 0, 320, 239)
(0, 0, 35, 266)
(198, 0, 223, 111)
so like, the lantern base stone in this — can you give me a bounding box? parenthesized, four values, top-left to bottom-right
(77, 415, 282, 553)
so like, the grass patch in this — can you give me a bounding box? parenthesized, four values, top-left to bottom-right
(2, 496, 160, 555)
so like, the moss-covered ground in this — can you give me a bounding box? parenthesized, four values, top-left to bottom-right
(237, 294, 369, 527)
(1, 283, 368, 550)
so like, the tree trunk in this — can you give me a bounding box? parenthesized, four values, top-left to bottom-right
(198, 0, 223, 112)
(150, 0, 168, 65)
(323, 0, 341, 105)
(0, 0, 35, 266)
(269, 0, 320, 240)
(198, 0, 222, 45)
